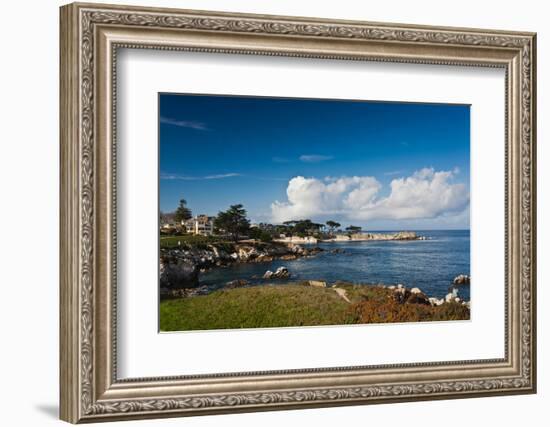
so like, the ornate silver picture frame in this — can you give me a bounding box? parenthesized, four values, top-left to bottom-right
(60, 2, 536, 423)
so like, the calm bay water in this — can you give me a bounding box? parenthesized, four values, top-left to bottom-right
(200, 230, 470, 300)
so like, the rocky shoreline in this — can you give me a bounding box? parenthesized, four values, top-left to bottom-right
(275, 231, 426, 244)
(162, 277, 470, 309)
(159, 237, 470, 311)
(326, 231, 427, 241)
(160, 231, 427, 290)
(160, 241, 323, 289)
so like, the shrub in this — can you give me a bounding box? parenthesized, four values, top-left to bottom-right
(348, 297, 469, 324)
(159, 234, 229, 249)
(259, 231, 273, 242)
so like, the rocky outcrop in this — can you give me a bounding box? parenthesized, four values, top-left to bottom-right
(429, 288, 469, 308)
(263, 266, 290, 279)
(453, 274, 470, 285)
(225, 279, 249, 289)
(302, 246, 324, 256)
(322, 231, 425, 242)
(159, 242, 324, 289)
(274, 236, 318, 244)
(428, 297, 445, 306)
(382, 283, 468, 308)
(224, 242, 324, 263)
(160, 256, 199, 289)
(391, 284, 431, 305)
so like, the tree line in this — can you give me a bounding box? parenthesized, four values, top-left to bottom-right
(161, 198, 364, 242)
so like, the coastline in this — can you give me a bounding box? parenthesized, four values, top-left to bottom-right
(160, 230, 427, 289)
(160, 240, 324, 289)
(159, 231, 470, 331)
(159, 232, 470, 299)
(274, 231, 426, 244)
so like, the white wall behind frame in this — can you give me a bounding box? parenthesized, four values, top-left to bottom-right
(117, 48, 505, 378)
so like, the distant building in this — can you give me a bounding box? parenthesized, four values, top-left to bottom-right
(185, 215, 215, 236)
(159, 212, 177, 227)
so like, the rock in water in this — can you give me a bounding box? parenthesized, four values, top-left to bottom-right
(453, 274, 471, 285)
(289, 244, 304, 254)
(262, 267, 290, 279)
(274, 266, 290, 278)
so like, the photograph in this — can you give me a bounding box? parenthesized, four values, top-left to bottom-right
(158, 94, 471, 331)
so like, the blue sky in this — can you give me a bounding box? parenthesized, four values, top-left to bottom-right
(159, 93, 470, 230)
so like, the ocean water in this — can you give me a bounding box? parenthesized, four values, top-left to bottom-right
(200, 230, 471, 300)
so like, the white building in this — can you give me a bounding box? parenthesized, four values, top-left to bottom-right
(184, 215, 214, 236)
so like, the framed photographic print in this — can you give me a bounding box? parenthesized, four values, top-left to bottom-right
(158, 94, 472, 331)
(60, 2, 537, 423)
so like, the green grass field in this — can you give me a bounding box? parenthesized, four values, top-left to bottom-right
(160, 285, 354, 331)
(159, 283, 470, 331)
(160, 234, 230, 249)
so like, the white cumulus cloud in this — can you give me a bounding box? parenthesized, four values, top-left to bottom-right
(270, 168, 469, 224)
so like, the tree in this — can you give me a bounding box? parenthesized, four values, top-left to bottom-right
(174, 199, 192, 224)
(326, 220, 341, 235)
(249, 227, 273, 243)
(273, 224, 291, 237)
(345, 225, 362, 234)
(293, 219, 311, 235)
(214, 204, 250, 242)
(281, 220, 297, 237)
